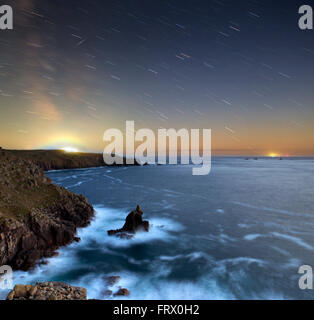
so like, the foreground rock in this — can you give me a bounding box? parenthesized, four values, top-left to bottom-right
(6, 282, 87, 300)
(0, 151, 94, 270)
(108, 205, 149, 238)
(105, 275, 121, 286)
(114, 288, 130, 297)
(6, 278, 130, 300)
(101, 276, 130, 298)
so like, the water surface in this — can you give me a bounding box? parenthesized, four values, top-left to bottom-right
(4, 158, 314, 299)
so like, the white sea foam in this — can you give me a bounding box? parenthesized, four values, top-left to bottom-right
(34, 205, 181, 260)
(244, 234, 263, 241)
(218, 257, 266, 267)
(231, 201, 312, 218)
(159, 252, 208, 262)
(66, 181, 84, 188)
(0, 244, 82, 300)
(271, 232, 313, 250)
(0, 205, 185, 299)
(75, 270, 236, 300)
(282, 258, 302, 269)
(270, 246, 291, 257)
(76, 206, 185, 249)
(204, 233, 236, 244)
(159, 254, 183, 261)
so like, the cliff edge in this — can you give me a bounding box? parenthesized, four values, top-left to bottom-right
(0, 150, 94, 270)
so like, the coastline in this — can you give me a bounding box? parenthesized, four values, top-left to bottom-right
(0, 148, 140, 269)
(1, 149, 139, 171)
(0, 149, 95, 271)
(0, 149, 142, 299)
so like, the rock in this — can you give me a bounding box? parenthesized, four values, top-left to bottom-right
(6, 282, 87, 300)
(6, 291, 15, 300)
(135, 204, 143, 215)
(100, 276, 122, 297)
(13, 284, 28, 298)
(105, 276, 121, 286)
(114, 288, 130, 296)
(108, 205, 149, 237)
(44, 251, 59, 258)
(116, 233, 134, 240)
(29, 285, 38, 297)
(25, 284, 33, 292)
(74, 237, 81, 243)
(107, 230, 116, 236)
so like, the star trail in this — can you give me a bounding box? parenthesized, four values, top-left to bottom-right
(0, 0, 313, 155)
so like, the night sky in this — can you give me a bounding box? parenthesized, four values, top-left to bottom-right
(0, 0, 313, 155)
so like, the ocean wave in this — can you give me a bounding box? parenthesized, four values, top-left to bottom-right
(244, 234, 263, 241)
(218, 257, 266, 267)
(75, 271, 236, 300)
(271, 232, 313, 250)
(159, 252, 208, 262)
(231, 201, 312, 218)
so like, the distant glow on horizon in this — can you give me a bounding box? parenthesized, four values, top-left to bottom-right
(62, 147, 79, 153)
(268, 153, 279, 158)
(36, 134, 84, 152)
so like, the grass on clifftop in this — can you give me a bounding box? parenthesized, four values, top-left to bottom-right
(0, 150, 63, 222)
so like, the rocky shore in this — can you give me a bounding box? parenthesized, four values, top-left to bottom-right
(0, 150, 94, 270)
(6, 282, 87, 300)
(0, 149, 139, 300)
(5, 278, 131, 300)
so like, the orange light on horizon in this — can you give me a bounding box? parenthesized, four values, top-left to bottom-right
(62, 147, 79, 153)
(268, 153, 279, 158)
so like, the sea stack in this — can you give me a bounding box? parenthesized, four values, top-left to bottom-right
(108, 205, 149, 238)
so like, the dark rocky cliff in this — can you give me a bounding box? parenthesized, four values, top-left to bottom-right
(0, 150, 94, 270)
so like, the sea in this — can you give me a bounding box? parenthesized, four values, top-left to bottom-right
(1, 157, 314, 300)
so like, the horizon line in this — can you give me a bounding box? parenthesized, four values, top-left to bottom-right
(2, 148, 314, 157)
